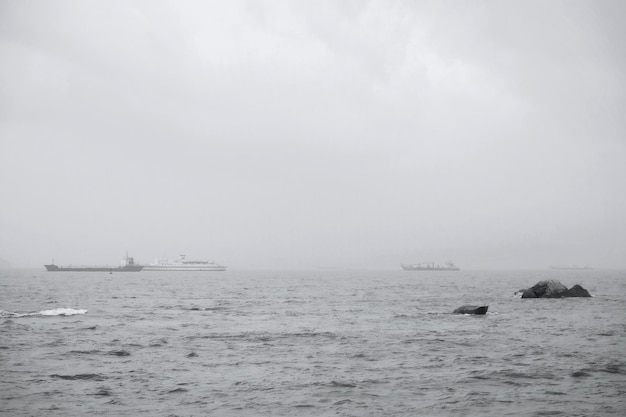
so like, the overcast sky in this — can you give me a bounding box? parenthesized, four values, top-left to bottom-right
(1, 0, 624, 269)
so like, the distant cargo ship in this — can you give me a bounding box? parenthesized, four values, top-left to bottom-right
(401, 261, 460, 271)
(549, 265, 592, 270)
(44, 255, 144, 272)
(144, 255, 226, 271)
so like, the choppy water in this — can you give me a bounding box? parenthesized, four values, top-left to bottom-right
(1, 269, 625, 416)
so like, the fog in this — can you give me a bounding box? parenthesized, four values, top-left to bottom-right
(1, 0, 624, 269)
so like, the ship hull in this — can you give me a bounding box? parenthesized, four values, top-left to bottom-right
(44, 265, 144, 272)
(549, 266, 592, 270)
(401, 266, 460, 271)
(44, 254, 143, 272)
(143, 266, 226, 271)
(401, 263, 460, 271)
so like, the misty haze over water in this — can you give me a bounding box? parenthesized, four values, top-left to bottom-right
(2, 3, 626, 417)
(1, 1, 625, 269)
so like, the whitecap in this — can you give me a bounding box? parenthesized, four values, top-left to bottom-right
(1, 308, 88, 318)
(39, 308, 88, 316)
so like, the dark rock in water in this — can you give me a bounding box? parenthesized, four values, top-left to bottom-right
(453, 305, 488, 315)
(525, 280, 567, 298)
(520, 280, 591, 298)
(562, 284, 591, 298)
(521, 288, 537, 298)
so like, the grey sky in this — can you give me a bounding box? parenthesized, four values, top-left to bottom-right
(1, 0, 624, 269)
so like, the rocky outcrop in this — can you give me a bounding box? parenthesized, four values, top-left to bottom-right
(521, 280, 591, 298)
(453, 305, 488, 315)
(562, 284, 592, 298)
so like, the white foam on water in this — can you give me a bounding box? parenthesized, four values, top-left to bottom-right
(38, 308, 88, 316)
(1, 308, 89, 317)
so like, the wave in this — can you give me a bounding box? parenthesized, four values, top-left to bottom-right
(0, 308, 87, 318)
(50, 373, 107, 381)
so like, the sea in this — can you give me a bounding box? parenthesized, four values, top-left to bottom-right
(1, 268, 624, 417)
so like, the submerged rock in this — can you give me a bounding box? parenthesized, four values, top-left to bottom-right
(520, 280, 591, 298)
(453, 305, 489, 315)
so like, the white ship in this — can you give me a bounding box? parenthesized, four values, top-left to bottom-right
(144, 255, 227, 271)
